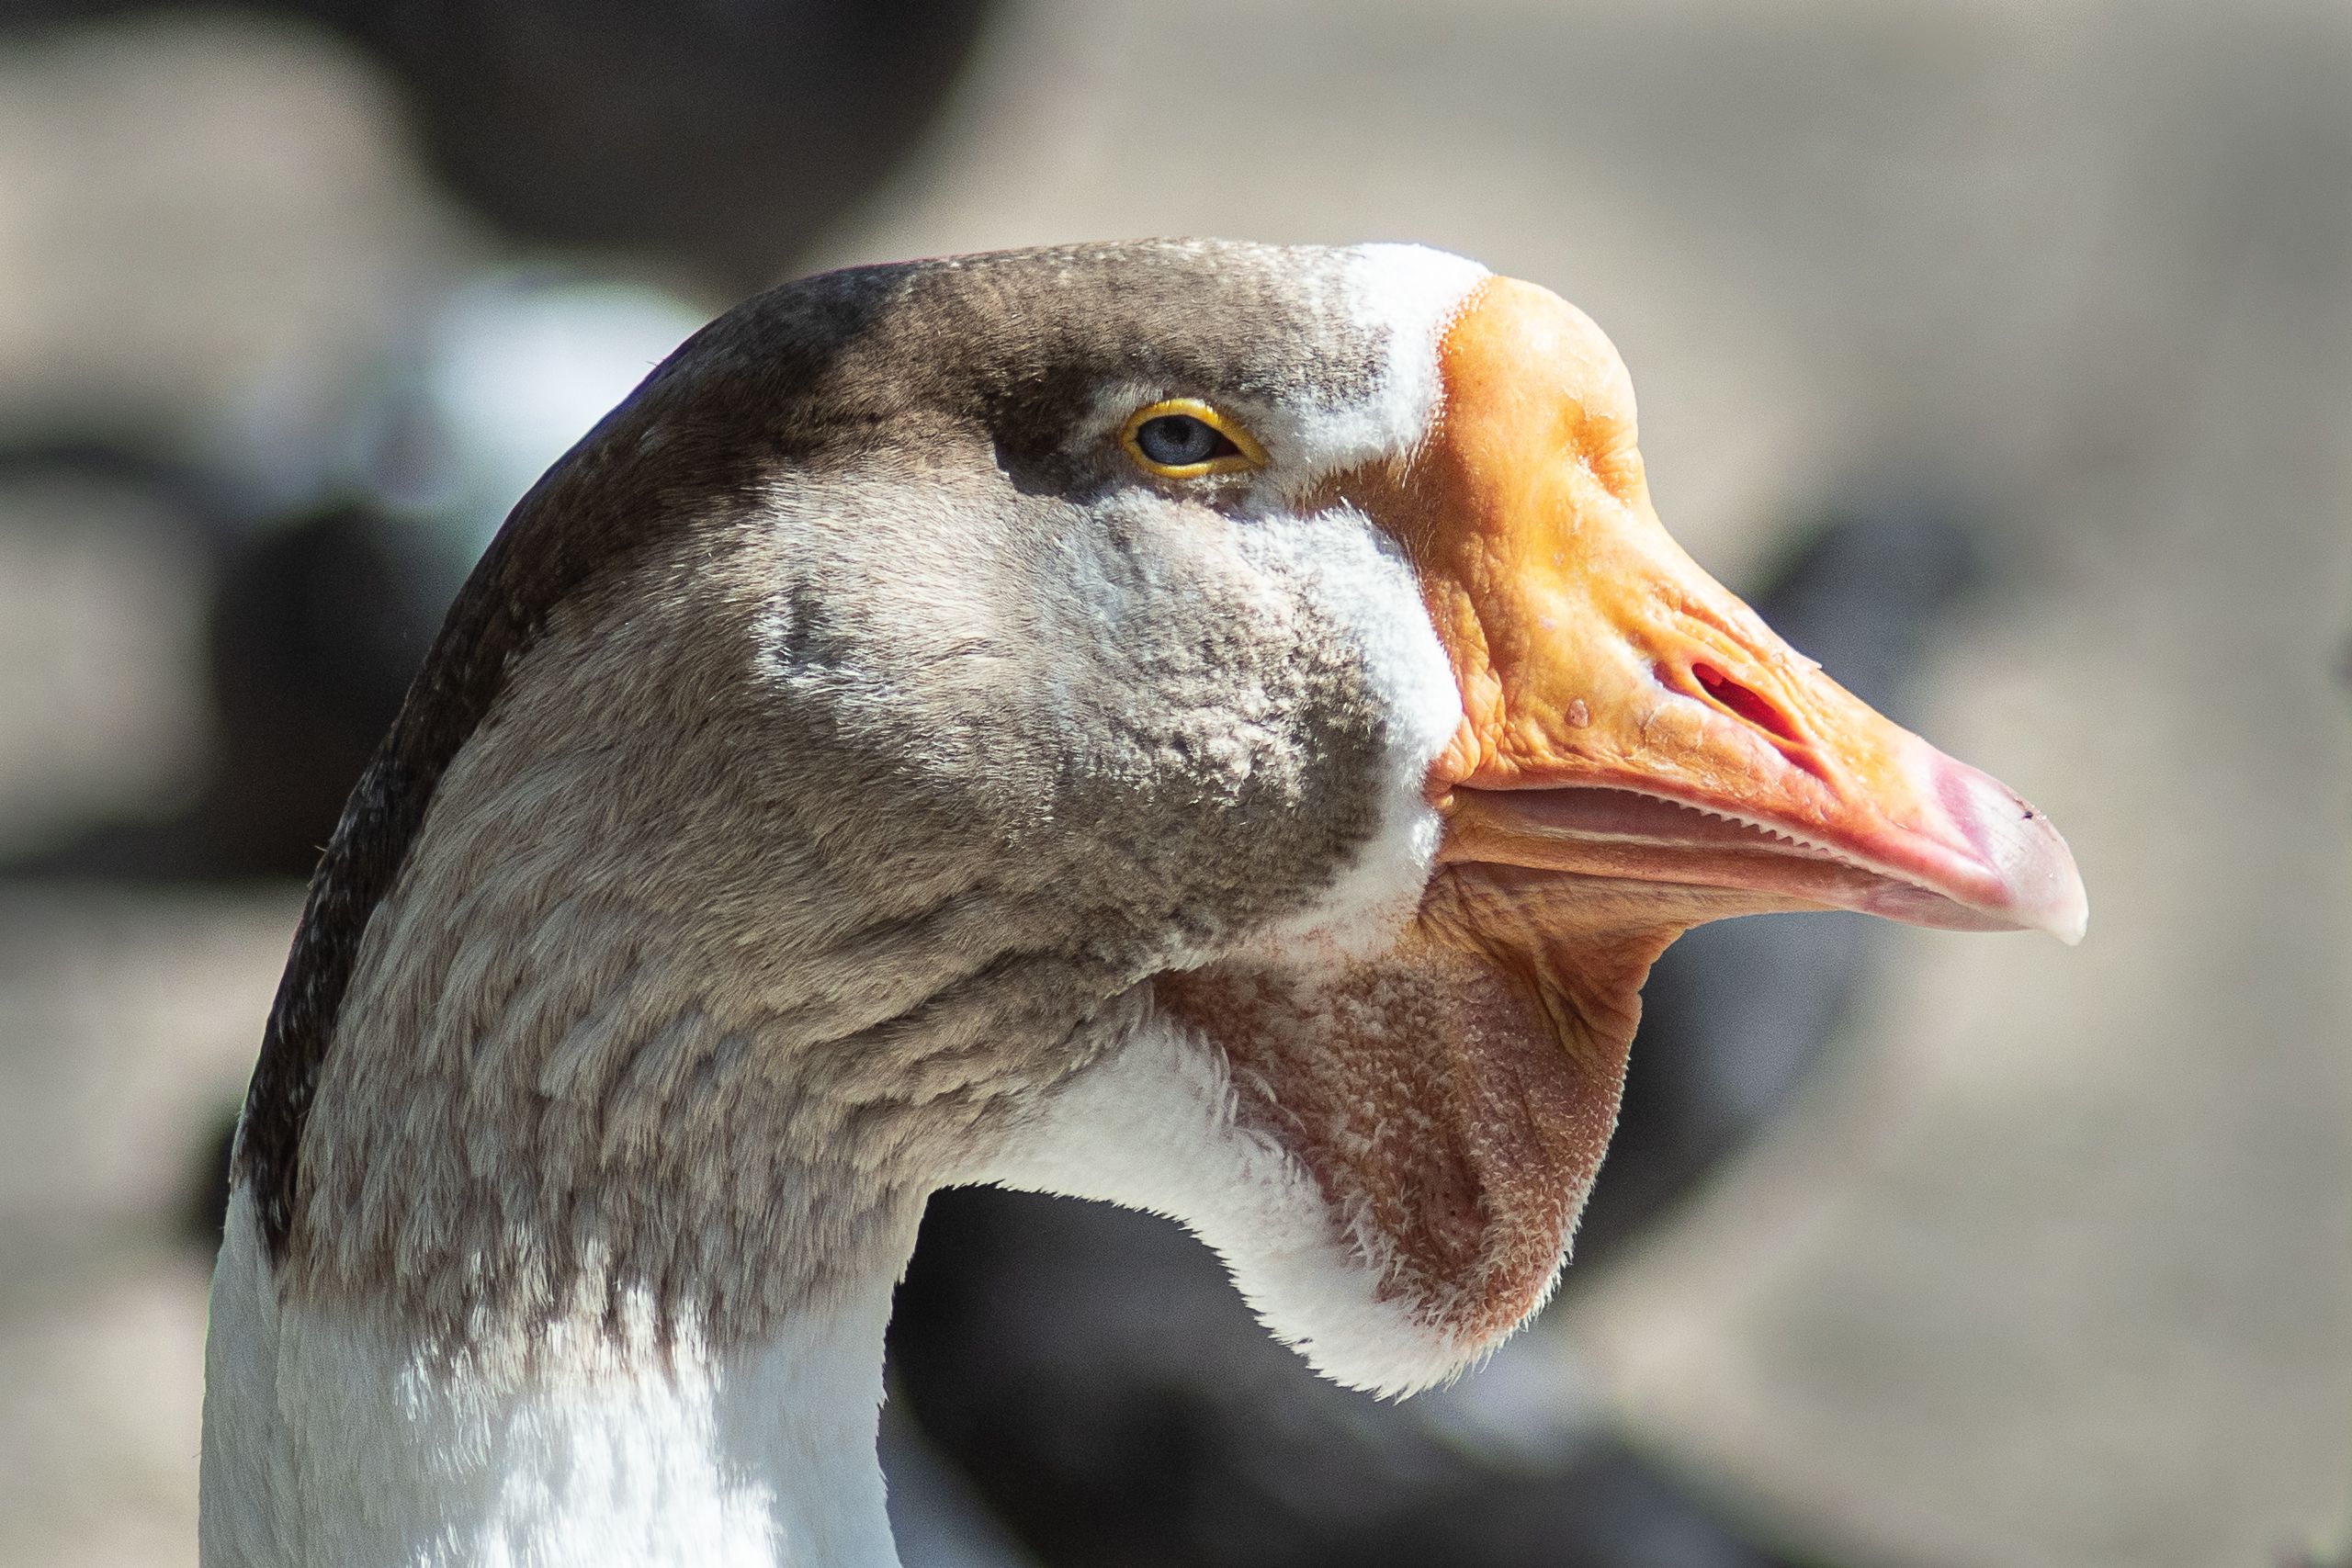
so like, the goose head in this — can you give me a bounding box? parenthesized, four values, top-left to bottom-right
(206, 240, 2084, 1564)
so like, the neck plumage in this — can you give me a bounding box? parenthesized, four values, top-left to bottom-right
(197, 597, 1101, 1567)
(201, 1181, 910, 1568)
(197, 821, 951, 1568)
(197, 853, 942, 1568)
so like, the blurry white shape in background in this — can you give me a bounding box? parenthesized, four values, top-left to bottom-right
(220, 269, 710, 585)
(369, 275, 708, 555)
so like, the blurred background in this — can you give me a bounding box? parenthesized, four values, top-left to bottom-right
(1, 1, 2348, 1565)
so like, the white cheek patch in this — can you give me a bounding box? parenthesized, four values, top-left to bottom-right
(1214, 245, 1491, 965)
(1228, 505, 1462, 965)
(1274, 252, 1486, 750)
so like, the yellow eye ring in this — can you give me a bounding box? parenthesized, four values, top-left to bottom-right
(1119, 399, 1268, 479)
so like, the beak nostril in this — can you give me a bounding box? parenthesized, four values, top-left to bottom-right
(1690, 661, 1804, 745)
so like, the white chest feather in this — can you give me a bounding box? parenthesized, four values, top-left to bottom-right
(200, 1190, 903, 1568)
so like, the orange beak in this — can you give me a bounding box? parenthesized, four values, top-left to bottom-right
(1359, 277, 2086, 944)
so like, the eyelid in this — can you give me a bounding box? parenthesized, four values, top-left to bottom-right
(1119, 398, 1269, 478)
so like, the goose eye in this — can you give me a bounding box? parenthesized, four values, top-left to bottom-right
(1137, 414, 1230, 468)
(1120, 398, 1267, 477)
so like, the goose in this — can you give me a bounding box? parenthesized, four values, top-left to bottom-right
(198, 239, 2086, 1568)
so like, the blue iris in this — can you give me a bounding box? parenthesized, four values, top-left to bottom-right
(1136, 414, 1236, 468)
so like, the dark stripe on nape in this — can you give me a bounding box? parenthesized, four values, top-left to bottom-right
(231, 263, 908, 1261)
(230, 470, 654, 1260)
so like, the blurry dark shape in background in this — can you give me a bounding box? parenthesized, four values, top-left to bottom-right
(300, 0, 993, 292)
(0, 0, 995, 293)
(6, 482, 449, 880)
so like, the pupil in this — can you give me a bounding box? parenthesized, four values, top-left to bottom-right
(1142, 415, 1218, 466)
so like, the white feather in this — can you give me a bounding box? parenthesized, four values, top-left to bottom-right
(201, 1190, 905, 1568)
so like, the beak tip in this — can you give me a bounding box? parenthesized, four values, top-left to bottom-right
(1996, 821, 2087, 946)
(2037, 870, 2090, 946)
(1932, 755, 2088, 944)
(1992, 819, 2089, 946)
